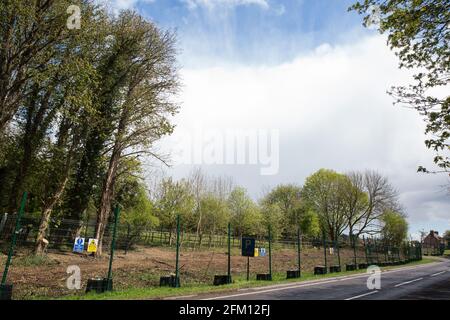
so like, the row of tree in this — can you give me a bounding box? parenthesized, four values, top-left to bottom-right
(136, 168, 409, 247)
(0, 2, 179, 255)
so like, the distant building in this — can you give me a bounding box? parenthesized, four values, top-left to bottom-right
(422, 230, 445, 255)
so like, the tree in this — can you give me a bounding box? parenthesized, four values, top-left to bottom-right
(93, 11, 179, 256)
(380, 209, 409, 246)
(301, 169, 350, 241)
(188, 168, 207, 246)
(261, 184, 303, 236)
(298, 208, 321, 238)
(343, 171, 400, 238)
(259, 203, 283, 239)
(351, 0, 450, 174)
(154, 178, 195, 245)
(0, 0, 81, 133)
(227, 187, 261, 237)
(200, 193, 230, 247)
(443, 230, 450, 242)
(119, 184, 158, 253)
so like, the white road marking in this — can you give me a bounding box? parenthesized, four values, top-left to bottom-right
(345, 290, 379, 300)
(164, 294, 197, 300)
(394, 277, 423, 287)
(203, 279, 343, 300)
(200, 262, 444, 300)
(430, 271, 446, 277)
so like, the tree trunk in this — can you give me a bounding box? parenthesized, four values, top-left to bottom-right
(34, 177, 69, 255)
(93, 147, 121, 257)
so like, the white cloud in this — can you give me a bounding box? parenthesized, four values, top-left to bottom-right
(156, 34, 450, 229)
(183, 0, 270, 10)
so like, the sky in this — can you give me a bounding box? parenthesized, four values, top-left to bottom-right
(100, 0, 450, 239)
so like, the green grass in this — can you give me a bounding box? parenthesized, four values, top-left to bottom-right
(44, 258, 434, 300)
(13, 254, 58, 267)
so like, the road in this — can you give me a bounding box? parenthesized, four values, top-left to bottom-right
(198, 260, 450, 300)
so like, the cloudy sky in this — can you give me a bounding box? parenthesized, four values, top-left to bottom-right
(102, 0, 449, 238)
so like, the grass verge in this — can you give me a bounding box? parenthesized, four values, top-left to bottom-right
(44, 258, 435, 300)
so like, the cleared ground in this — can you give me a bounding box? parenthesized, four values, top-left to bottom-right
(1, 244, 368, 299)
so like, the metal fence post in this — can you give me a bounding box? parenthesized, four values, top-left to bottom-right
(323, 232, 327, 270)
(297, 227, 301, 276)
(175, 214, 181, 287)
(106, 205, 120, 291)
(336, 239, 341, 267)
(363, 235, 369, 265)
(268, 225, 272, 280)
(2, 192, 27, 286)
(352, 233, 357, 266)
(227, 222, 231, 284)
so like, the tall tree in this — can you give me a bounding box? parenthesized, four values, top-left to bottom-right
(0, 0, 84, 133)
(380, 209, 409, 246)
(301, 169, 350, 241)
(227, 187, 261, 237)
(343, 171, 399, 238)
(93, 12, 179, 255)
(261, 184, 303, 236)
(351, 0, 450, 174)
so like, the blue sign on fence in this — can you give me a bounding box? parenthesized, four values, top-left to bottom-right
(73, 237, 85, 253)
(259, 248, 266, 257)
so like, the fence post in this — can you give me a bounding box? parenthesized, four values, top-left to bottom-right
(374, 237, 379, 265)
(227, 222, 231, 284)
(268, 225, 272, 280)
(297, 227, 301, 276)
(2, 192, 27, 286)
(336, 239, 341, 267)
(246, 256, 250, 281)
(322, 231, 327, 270)
(174, 214, 181, 287)
(363, 235, 369, 265)
(106, 205, 120, 291)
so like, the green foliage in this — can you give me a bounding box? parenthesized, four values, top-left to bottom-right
(302, 169, 353, 240)
(200, 193, 230, 236)
(154, 178, 195, 232)
(380, 209, 409, 246)
(259, 203, 283, 239)
(227, 187, 261, 237)
(443, 230, 450, 241)
(262, 184, 303, 236)
(120, 185, 159, 250)
(298, 209, 321, 238)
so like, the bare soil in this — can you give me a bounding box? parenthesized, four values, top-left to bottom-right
(0, 245, 365, 299)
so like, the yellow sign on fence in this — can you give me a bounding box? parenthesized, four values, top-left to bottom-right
(87, 238, 98, 253)
(254, 247, 259, 257)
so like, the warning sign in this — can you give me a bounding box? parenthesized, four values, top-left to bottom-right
(87, 238, 98, 253)
(254, 248, 259, 257)
(73, 237, 85, 253)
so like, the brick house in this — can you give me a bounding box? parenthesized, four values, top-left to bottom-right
(423, 230, 444, 255)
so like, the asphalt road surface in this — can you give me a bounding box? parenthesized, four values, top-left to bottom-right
(199, 260, 450, 300)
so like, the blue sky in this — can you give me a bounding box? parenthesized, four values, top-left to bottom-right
(112, 0, 374, 66)
(105, 0, 450, 238)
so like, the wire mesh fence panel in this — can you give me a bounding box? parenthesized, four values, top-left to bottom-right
(0, 212, 424, 298)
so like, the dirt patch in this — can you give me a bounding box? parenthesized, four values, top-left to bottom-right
(0, 245, 367, 299)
